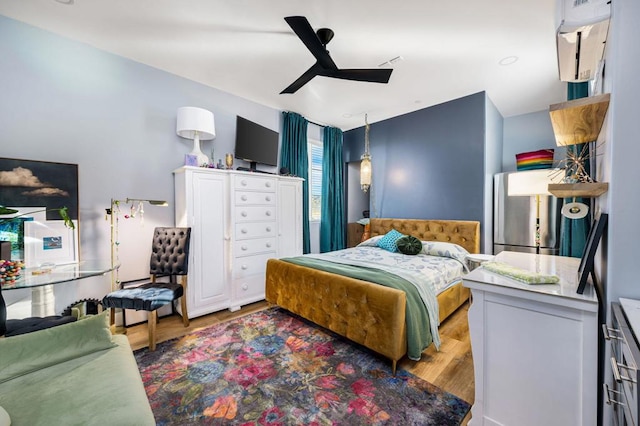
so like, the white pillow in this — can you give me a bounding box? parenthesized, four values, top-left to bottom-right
(422, 241, 470, 266)
(0, 406, 11, 426)
(356, 235, 383, 247)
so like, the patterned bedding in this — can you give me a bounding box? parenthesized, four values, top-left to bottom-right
(302, 242, 467, 352)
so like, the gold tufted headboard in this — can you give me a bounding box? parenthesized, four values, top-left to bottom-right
(369, 218, 480, 254)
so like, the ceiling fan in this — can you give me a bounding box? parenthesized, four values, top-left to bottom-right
(280, 16, 393, 94)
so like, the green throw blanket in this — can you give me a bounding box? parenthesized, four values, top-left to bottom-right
(282, 257, 432, 361)
(482, 261, 560, 284)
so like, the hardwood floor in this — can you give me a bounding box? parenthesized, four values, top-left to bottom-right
(125, 301, 474, 424)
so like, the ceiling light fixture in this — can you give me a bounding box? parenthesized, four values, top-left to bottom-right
(360, 114, 372, 193)
(499, 56, 519, 66)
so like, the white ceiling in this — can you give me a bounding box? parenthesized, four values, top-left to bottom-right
(0, 0, 566, 130)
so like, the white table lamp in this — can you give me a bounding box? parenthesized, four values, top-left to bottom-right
(176, 107, 216, 166)
(508, 169, 564, 253)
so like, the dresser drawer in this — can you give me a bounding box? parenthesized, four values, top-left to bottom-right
(235, 222, 276, 240)
(232, 252, 274, 279)
(610, 302, 640, 425)
(234, 205, 276, 223)
(235, 238, 276, 257)
(233, 274, 265, 301)
(235, 191, 276, 206)
(234, 176, 276, 192)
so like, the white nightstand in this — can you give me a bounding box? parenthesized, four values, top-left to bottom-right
(463, 251, 598, 426)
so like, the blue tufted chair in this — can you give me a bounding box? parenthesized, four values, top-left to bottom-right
(102, 227, 191, 351)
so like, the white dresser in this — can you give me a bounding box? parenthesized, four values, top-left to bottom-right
(463, 251, 599, 426)
(230, 173, 278, 310)
(174, 166, 303, 317)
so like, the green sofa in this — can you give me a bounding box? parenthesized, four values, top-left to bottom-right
(0, 311, 155, 426)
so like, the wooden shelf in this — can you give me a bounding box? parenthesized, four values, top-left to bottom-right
(548, 182, 609, 198)
(549, 93, 610, 146)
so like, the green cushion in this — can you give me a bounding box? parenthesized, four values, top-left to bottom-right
(0, 310, 115, 384)
(396, 235, 423, 255)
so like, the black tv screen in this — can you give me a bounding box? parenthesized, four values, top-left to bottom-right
(235, 116, 279, 170)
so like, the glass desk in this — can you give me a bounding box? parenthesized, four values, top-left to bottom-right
(0, 260, 118, 336)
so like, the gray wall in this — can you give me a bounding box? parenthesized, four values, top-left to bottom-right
(0, 16, 282, 311)
(603, 0, 640, 303)
(484, 97, 504, 254)
(502, 110, 563, 172)
(344, 92, 487, 234)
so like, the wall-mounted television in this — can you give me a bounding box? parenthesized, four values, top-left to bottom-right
(235, 116, 279, 172)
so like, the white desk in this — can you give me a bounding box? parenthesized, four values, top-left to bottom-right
(463, 251, 598, 426)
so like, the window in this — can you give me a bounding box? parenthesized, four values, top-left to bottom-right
(309, 140, 323, 221)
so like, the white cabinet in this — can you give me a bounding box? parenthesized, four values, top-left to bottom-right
(277, 177, 303, 258)
(174, 168, 230, 318)
(174, 167, 303, 317)
(463, 251, 598, 426)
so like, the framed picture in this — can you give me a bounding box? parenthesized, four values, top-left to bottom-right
(24, 220, 79, 267)
(0, 207, 45, 260)
(0, 157, 79, 221)
(0, 158, 79, 263)
(576, 212, 608, 294)
(184, 154, 198, 167)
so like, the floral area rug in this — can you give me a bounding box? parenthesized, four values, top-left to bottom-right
(134, 307, 470, 425)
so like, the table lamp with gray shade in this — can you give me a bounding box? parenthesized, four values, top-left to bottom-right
(176, 107, 216, 166)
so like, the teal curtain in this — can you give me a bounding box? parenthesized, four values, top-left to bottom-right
(560, 82, 591, 257)
(281, 111, 310, 253)
(320, 126, 346, 252)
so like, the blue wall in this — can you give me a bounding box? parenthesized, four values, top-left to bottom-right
(344, 92, 487, 223)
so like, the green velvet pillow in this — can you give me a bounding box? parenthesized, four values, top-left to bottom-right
(0, 310, 115, 384)
(396, 235, 423, 255)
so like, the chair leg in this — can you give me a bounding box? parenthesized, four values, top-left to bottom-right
(148, 310, 157, 351)
(180, 296, 189, 327)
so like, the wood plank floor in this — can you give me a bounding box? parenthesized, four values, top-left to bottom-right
(125, 301, 474, 425)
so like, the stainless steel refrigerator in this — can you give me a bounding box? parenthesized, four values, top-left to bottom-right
(493, 172, 561, 255)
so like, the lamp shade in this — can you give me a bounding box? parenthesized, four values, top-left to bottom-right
(508, 169, 564, 196)
(176, 107, 216, 140)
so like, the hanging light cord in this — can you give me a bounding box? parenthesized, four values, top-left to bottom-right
(364, 114, 370, 156)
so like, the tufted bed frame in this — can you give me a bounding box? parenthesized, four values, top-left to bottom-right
(265, 218, 480, 372)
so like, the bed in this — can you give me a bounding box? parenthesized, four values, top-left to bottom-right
(265, 218, 480, 372)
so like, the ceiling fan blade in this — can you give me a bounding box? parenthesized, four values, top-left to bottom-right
(284, 16, 337, 70)
(325, 68, 393, 84)
(280, 62, 323, 94)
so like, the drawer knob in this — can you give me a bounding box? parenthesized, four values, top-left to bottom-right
(266, 227, 272, 232)
(241, 211, 248, 217)
(241, 229, 248, 234)
(266, 242, 272, 248)
(265, 211, 271, 216)
(242, 284, 248, 291)
(241, 195, 248, 201)
(241, 265, 248, 270)
(241, 245, 248, 251)
(265, 196, 271, 202)
(265, 182, 271, 188)
(241, 180, 247, 186)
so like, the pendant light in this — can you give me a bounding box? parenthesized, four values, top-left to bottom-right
(360, 114, 372, 192)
